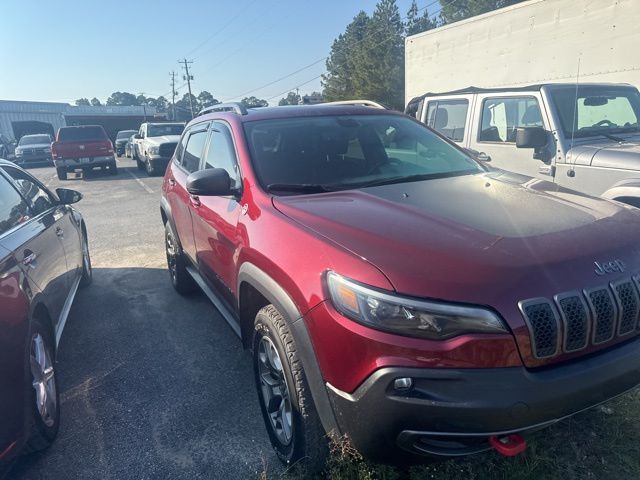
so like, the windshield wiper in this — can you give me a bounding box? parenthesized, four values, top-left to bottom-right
(335, 171, 475, 190)
(266, 183, 333, 193)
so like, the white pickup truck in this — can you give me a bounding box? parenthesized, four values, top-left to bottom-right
(132, 122, 185, 176)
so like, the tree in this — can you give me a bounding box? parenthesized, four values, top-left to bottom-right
(241, 96, 268, 108)
(406, 0, 437, 36)
(198, 91, 219, 108)
(321, 11, 370, 102)
(90, 97, 102, 106)
(154, 96, 169, 113)
(75, 98, 90, 106)
(106, 91, 139, 106)
(440, 0, 524, 24)
(353, 0, 405, 110)
(278, 91, 301, 106)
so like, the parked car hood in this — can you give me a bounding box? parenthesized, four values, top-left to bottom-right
(273, 170, 640, 325)
(568, 135, 640, 170)
(144, 135, 181, 145)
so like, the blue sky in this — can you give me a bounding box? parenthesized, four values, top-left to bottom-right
(0, 0, 440, 105)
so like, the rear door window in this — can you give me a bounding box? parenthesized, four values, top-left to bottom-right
(180, 129, 208, 173)
(0, 174, 31, 236)
(479, 97, 543, 143)
(57, 126, 107, 142)
(425, 100, 468, 142)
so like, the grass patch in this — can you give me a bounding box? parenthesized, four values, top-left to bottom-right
(265, 387, 640, 479)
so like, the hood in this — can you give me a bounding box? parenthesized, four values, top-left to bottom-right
(16, 143, 50, 150)
(273, 170, 640, 347)
(568, 136, 640, 170)
(145, 135, 181, 145)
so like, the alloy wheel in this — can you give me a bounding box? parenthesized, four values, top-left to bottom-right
(30, 333, 57, 427)
(165, 229, 178, 282)
(257, 336, 293, 445)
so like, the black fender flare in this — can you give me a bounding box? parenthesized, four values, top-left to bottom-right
(160, 196, 181, 247)
(237, 262, 340, 434)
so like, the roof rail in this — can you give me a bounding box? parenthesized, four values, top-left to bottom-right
(198, 102, 248, 116)
(320, 100, 387, 109)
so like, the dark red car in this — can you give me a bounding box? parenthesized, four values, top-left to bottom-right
(160, 102, 640, 471)
(0, 160, 92, 474)
(51, 125, 117, 180)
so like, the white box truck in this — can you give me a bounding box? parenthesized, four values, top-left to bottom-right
(404, 0, 640, 207)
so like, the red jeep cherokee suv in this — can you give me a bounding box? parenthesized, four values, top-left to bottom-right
(160, 101, 640, 470)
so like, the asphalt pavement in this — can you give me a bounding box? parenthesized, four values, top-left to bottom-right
(9, 158, 279, 479)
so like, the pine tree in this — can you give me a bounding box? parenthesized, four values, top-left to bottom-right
(405, 0, 437, 36)
(440, 0, 524, 24)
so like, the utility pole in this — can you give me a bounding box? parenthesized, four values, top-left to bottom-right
(179, 59, 195, 118)
(138, 92, 147, 121)
(169, 71, 177, 121)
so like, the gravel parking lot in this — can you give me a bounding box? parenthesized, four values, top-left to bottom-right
(10, 158, 278, 479)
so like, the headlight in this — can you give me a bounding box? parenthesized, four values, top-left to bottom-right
(148, 146, 159, 155)
(326, 271, 508, 340)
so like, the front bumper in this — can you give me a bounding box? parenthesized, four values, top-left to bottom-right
(147, 155, 171, 168)
(327, 336, 640, 461)
(15, 153, 51, 164)
(54, 155, 115, 169)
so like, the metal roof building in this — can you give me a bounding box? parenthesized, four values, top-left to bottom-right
(0, 100, 157, 141)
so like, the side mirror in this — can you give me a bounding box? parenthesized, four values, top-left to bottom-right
(56, 188, 82, 205)
(134, 134, 142, 139)
(186, 168, 235, 197)
(516, 127, 548, 149)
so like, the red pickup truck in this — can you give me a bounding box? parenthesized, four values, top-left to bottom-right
(51, 125, 117, 180)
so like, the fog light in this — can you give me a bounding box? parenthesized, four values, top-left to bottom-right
(394, 377, 413, 391)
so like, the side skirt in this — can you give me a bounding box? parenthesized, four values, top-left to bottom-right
(55, 274, 81, 346)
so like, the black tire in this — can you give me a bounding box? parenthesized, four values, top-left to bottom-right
(164, 221, 196, 294)
(145, 156, 158, 176)
(109, 162, 118, 176)
(253, 305, 328, 474)
(132, 148, 138, 161)
(56, 167, 67, 181)
(24, 317, 60, 453)
(136, 158, 144, 171)
(80, 228, 92, 287)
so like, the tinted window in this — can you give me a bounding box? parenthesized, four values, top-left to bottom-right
(181, 130, 208, 173)
(204, 125, 241, 189)
(426, 100, 468, 142)
(116, 130, 137, 140)
(244, 114, 481, 192)
(57, 126, 107, 142)
(18, 135, 51, 146)
(147, 124, 184, 137)
(479, 97, 543, 143)
(2, 167, 55, 216)
(0, 175, 31, 236)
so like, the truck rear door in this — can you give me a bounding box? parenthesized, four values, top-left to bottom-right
(467, 91, 553, 178)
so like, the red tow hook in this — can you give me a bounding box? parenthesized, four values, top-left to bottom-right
(489, 434, 527, 457)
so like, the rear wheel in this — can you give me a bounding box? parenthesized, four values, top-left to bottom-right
(108, 161, 118, 176)
(24, 318, 60, 452)
(253, 305, 328, 474)
(165, 221, 196, 294)
(56, 168, 67, 181)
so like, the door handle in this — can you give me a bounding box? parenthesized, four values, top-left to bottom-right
(23, 251, 38, 267)
(56, 227, 64, 238)
(189, 195, 201, 207)
(476, 152, 491, 162)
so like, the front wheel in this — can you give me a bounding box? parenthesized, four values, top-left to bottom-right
(253, 305, 328, 473)
(145, 156, 158, 176)
(165, 222, 196, 294)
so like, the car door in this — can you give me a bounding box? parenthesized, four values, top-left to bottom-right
(468, 93, 552, 178)
(191, 121, 243, 309)
(165, 123, 209, 262)
(0, 169, 69, 330)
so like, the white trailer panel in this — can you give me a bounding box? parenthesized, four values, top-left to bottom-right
(405, 0, 640, 104)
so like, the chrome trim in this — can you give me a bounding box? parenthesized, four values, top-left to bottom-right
(55, 274, 81, 346)
(584, 286, 618, 345)
(553, 291, 591, 353)
(610, 278, 640, 337)
(518, 298, 562, 359)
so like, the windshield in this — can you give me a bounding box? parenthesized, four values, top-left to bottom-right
(551, 86, 640, 139)
(116, 130, 137, 140)
(18, 135, 51, 146)
(147, 124, 184, 137)
(244, 114, 482, 193)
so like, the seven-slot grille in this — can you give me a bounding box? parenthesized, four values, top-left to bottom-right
(519, 277, 640, 359)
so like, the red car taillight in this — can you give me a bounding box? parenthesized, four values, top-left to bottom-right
(51, 142, 59, 159)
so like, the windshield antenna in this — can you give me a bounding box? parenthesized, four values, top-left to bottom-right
(568, 56, 581, 178)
